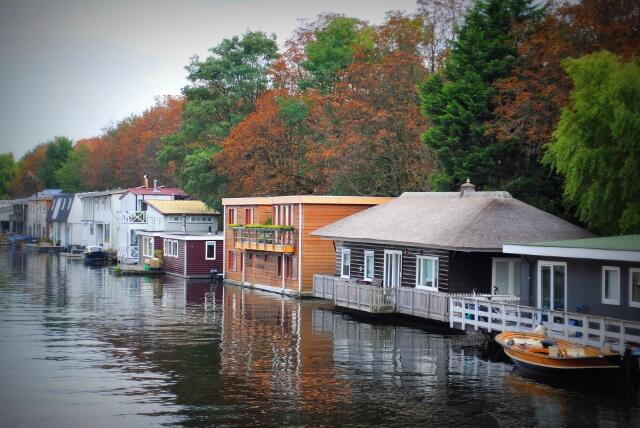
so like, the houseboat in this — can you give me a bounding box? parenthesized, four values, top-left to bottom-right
(136, 230, 224, 279)
(503, 235, 640, 321)
(47, 193, 75, 248)
(222, 195, 391, 297)
(311, 181, 592, 318)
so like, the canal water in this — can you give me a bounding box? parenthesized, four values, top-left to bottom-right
(0, 250, 638, 427)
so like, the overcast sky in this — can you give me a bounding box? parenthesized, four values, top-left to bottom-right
(0, 0, 418, 158)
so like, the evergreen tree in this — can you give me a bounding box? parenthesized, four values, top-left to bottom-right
(0, 153, 17, 198)
(419, 0, 544, 191)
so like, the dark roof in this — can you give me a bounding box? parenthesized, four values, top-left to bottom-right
(47, 194, 74, 223)
(313, 191, 594, 252)
(120, 187, 187, 198)
(508, 235, 640, 251)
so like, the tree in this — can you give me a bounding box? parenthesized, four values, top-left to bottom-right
(307, 13, 437, 196)
(544, 51, 640, 235)
(158, 31, 278, 205)
(419, 0, 543, 191)
(214, 90, 315, 197)
(56, 145, 89, 193)
(300, 16, 373, 91)
(38, 136, 73, 188)
(0, 153, 17, 198)
(9, 145, 47, 197)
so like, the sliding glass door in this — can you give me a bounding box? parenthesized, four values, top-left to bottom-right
(383, 250, 402, 288)
(537, 261, 566, 311)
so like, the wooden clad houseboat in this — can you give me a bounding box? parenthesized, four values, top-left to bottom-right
(137, 231, 224, 279)
(311, 181, 593, 318)
(222, 195, 391, 297)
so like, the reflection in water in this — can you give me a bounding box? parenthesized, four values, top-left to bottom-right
(0, 249, 638, 427)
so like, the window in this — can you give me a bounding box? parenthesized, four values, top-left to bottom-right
(205, 241, 216, 260)
(602, 266, 620, 305)
(163, 239, 179, 257)
(416, 256, 438, 290)
(245, 208, 254, 224)
(228, 251, 236, 272)
(277, 255, 283, 278)
(142, 236, 154, 258)
(286, 255, 298, 279)
(104, 224, 110, 243)
(492, 258, 521, 297)
(340, 249, 351, 278)
(169, 216, 181, 223)
(630, 269, 640, 308)
(363, 251, 375, 281)
(90, 223, 94, 235)
(227, 208, 237, 225)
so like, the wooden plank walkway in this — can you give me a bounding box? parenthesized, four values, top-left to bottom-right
(110, 265, 165, 276)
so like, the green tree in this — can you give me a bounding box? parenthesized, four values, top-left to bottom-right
(300, 16, 373, 91)
(38, 136, 73, 188)
(419, 0, 543, 191)
(0, 153, 17, 198)
(55, 145, 89, 193)
(158, 31, 278, 205)
(545, 51, 640, 234)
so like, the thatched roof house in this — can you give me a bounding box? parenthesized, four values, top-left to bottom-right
(312, 181, 593, 295)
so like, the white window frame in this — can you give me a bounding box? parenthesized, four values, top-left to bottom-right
(537, 261, 567, 311)
(205, 241, 217, 260)
(416, 256, 438, 291)
(163, 239, 179, 258)
(142, 236, 154, 258)
(383, 250, 403, 289)
(363, 250, 375, 281)
(168, 215, 182, 223)
(602, 266, 621, 305)
(491, 257, 521, 296)
(629, 268, 640, 309)
(340, 248, 351, 279)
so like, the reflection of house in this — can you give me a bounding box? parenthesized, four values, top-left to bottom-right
(222, 195, 390, 297)
(9, 199, 27, 234)
(504, 235, 640, 321)
(313, 181, 592, 298)
(47, 194, 74, 246)
(0, 201, 12, 232)
(116, 182, 187, 263)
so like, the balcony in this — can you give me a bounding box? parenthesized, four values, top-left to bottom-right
(120, 211, 147, 224)
(231, 225, 295, 254)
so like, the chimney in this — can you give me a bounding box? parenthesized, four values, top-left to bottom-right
(460, 178, 476, 197)
(143, 174, 149, 188)
(153, 179, 158, 192)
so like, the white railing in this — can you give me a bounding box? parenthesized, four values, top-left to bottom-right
(449, 296, 640, 353)
(312, 274, 517, 322)
(120, 211, 147, 224)
(118, 245, 139, 264)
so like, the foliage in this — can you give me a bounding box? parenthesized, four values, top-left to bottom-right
(56, 145, 89, 193)
(231, 223, 295, 232)
(544, 51, 640, 234)
(300, 16, 373, 91)
(38, 136, 73, 188)
(158, 32, 279, 204)
(9, 144, 47, 197)
(420, 0, 543, 192)
(0, 153, 17, 199)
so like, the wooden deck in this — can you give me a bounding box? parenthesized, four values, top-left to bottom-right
(313, 274, 517, 322)
(449, 296, 640, 353)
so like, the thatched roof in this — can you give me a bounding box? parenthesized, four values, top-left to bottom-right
(312, 191, 593, 252)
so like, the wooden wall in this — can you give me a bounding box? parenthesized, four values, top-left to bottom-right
(335, 241, 450, 290)
(185, 239, 224, 277)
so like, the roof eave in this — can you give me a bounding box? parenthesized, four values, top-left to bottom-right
(313, 234, 501, 253)
(503, 244, 640, 262)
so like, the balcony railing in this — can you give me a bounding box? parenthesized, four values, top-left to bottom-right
(231, 226, 295, 254)
(120, 211, 147, 224)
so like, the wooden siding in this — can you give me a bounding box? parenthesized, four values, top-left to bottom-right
(137, 235, 163, 265)
(335, 241, 450, 291)
(185, 239, 224, 277)
(300, 204, 379, 292)
(163, 240, 186, 276)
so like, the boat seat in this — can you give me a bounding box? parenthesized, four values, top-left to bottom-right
(565, 348, 586, 358)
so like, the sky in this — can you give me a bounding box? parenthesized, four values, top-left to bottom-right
(0, 0, 418, 159)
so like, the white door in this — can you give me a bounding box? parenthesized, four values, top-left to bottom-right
(537, 261, 567, 311)
(383, 250, 402, 288)
(492, 258, 521, 296)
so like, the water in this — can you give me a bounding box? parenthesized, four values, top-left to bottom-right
(0, 249, 638, 427)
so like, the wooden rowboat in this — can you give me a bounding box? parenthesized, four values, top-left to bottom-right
(495, 331, 621, 377)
